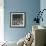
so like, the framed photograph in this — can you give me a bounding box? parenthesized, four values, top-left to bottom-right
(10, 12, 26, 28)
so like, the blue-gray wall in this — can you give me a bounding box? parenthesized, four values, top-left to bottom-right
(40, 0, 46, 27)
(4, 0, 40, 42)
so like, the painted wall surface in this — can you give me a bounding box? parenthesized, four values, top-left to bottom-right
(4, 0, 40, 42)
(40, 0, 46, 27)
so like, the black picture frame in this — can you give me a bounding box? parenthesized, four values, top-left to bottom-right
(10, 12, 26, 28)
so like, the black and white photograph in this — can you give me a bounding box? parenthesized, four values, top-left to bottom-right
(10, 12, 26, 27)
